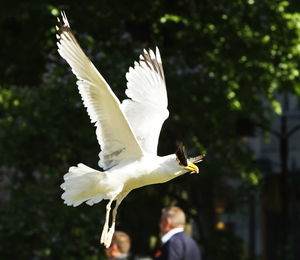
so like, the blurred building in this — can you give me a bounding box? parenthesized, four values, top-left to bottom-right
(245, 93, 300, 260)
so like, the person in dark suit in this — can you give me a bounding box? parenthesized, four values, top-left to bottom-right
(154, 206, 201, 260)
(105, 231, 132, 260)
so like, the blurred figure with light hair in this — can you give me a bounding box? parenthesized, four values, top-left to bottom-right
(105, 231, 132, 260)
(154, 206, 201, 260)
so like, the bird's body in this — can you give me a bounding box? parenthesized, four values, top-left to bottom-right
(62, 154, 185, 206)
(56, 11, 204, 248)
(106, 155, 179, 189)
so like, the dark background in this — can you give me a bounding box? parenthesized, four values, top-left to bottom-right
(1, 0, 300, 259)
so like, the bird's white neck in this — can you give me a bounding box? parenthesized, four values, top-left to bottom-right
(156, 154, 187, 177)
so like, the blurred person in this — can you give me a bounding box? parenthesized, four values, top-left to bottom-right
(105, 231, 132, 260)
(154, 206, 201, 260)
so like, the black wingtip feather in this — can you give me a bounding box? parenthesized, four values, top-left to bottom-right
(175, 142, 188, 166)
(140, 49, 165, 80)
(175, 142, 205, 166)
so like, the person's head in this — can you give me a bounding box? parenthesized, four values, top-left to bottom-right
(105, 231, 131, 259)
(159, 206, 186, 235)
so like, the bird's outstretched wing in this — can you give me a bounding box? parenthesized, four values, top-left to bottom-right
(121, 48, 169, 155)
(56, 12, 143, 170)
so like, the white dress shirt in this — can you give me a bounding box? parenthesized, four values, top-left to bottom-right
(161, 227, 184, 243)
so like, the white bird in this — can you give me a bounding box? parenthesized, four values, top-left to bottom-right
(56, 11, 204, 248)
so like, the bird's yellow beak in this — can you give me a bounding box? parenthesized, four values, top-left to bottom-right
(184, 162, 199, 173)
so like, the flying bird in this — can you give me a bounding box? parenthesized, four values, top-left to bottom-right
(56, 11, 204, 248)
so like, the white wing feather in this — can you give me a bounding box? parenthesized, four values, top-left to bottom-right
(121, 48, 169, 154)
(56, 12, 143, 169)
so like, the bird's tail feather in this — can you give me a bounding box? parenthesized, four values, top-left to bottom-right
(61, 163, 107, 207)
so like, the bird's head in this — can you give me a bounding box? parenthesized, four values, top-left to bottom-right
(175, 142, 205, 174)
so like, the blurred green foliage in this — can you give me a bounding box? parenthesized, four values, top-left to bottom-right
(1, 0, 300, 259)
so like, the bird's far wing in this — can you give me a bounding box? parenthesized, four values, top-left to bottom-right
(121, 48, 169, 155)
(56, 12, 143, 170)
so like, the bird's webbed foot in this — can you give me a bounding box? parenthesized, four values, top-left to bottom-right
(100, 192, 127, 247)
(106, 222, 115, 242)
(100, 220, 109, 246)
(100, 198, 114, 246)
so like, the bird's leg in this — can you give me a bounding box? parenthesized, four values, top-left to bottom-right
(106, 193, 128, 247)
(100, 198, 114, 246)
